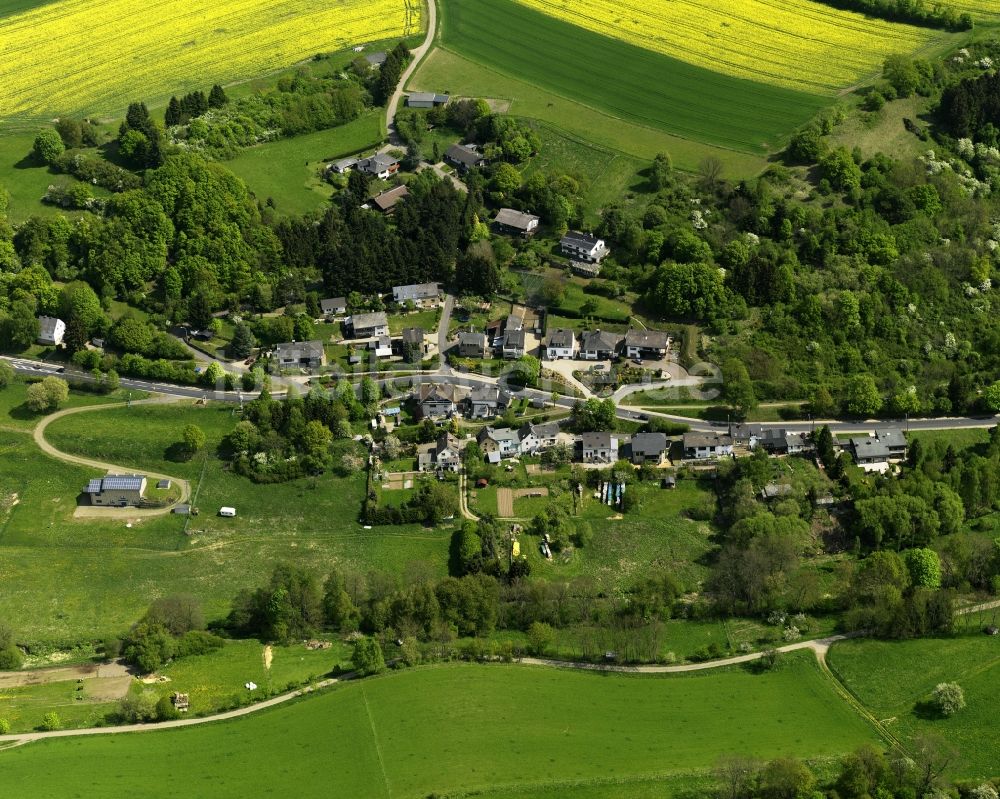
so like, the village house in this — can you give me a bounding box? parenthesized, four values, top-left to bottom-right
(502, 328, 526, 360)
(493, 208, 540, 237)
(560, 231, 609, 263)
(327, 157, 358, 175)
(457, 331, 488, 359)
(370, 185, 409, 215)
(629, 432, 669, 465)
(624, 329, 670, 360)
(580, 329, 621, 361)
(275, 340, 325, 369)
(416, 383, 467, 419)
(356, 153, 399, 180)
(320, 297, 347, 318)
(445, 143, 486, 173)
(346, 311, 389, 339)
(545, 328, 577, 360)
(683, 432, 734, 460)
(84, 474, 147, 507)
(418, 432, 463, 472)
(850, 428, 907, 473)
(37, 316, 66, 346)
(392, 282, 440, 307)
(517, 421, 563, 454)
(466, 385, 510, 419)
(580, 432, 619, 464)
(753, 427, 813, 455)
(406, 92, 449, 108)
(369, 335, 393, 359)
(395, 327, 427, 362)
(477, 426, 520, 459)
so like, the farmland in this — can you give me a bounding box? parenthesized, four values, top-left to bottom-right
(514, 0, 936, 93)
(435, 0, 827, 156)
(0, 656, 879, 797)
(828, 635, 1000, 778)
(0, 0, 421, 123)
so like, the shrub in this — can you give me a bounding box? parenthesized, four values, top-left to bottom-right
(0, 718, 9, 734)
(930, 682, 965, 717)
(25, 377, 69, 412)
(155, 695, 181, 721)
(40, 712, 62, 731)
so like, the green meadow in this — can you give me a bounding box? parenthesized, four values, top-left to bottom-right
(0, 655, 879, 797)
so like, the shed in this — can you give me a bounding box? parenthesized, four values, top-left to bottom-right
(661, 476, 677, 489)
(172, 504, 191, 515)
(156, 479, 171, 490)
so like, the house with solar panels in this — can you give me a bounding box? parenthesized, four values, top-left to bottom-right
(83, 474, 147, 507)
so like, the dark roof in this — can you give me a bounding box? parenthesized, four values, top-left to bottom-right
(320, 297, 347, 313)
(446, 143, 485, 168)
(402, 327, 424, 344)
(631, 432, 668, 454)
(494, 208, 539, 231)
(546, 328, 576, 349)
(349, 311, 388, 331)
(365, 51, 387, 66)
(156, 479, 171, 489)
(393, 282, 439, 301)
(581, 432, 617, 449)
(408, 92, 449, 105)
(581, 330, 621, 352)
(683, 433, 733, 449)
(85, 474, 145, 493)
(624, 328, 670, 350)
(523, 421, 561, 439)
(459, 331, 486, 346)
(470, 385, 509, 404)
(850, 436, 891, 461)
(561, 230, 602, 248)
(504, 329, 526, 349)
(276, 340, 324, 360)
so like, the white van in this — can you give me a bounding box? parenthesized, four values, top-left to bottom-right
(219, 507, 236, 518)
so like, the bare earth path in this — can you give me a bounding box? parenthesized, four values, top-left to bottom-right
(387, 0, 437, 143)
(33, 397, 191, 516)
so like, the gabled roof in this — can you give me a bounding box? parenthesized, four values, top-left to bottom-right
(418, 383, 468, 404)
(850, 436, 890, 461)
(393, 282, 440, 301)
(561, 230, 602, 248)
(525, 421, 561, 439)
(38, 316, 64, 338)
(320, 297, 347, 313)
(624, 328, 670, 350)
(458, 331, 486, 347)
(546, 328, 576, 349)
(365, 52, 387, 66)
(401, 327, 424, 344)
(357, 153, 398, 173)
(504, 329, 526, 349)
(371, 185, 409, 212)
(494, 208, 539, 231)
(581, 432, 617, 449)
(85, 474, 146, 493)
(470, 385, 509, 404)
(580, 330, 621, 352)
(445, 143, 485, 168)
(275, 340, 324, 360)
(435, 432, 462, 454)
(631, 432, 668, 454)
(349, 311, 388, 330)
(683, 432, 733, 449)
(408, 91, 449, 104)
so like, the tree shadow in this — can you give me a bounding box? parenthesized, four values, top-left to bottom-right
(164, 442, 193, 463)
(8, 403, 41, 421)
(913, 699, 944, 720)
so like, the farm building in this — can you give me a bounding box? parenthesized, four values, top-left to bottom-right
(346, 311, 389, 339)
(320, 297, 347, 317)
(560, 231, 609, 263)
(624, 329, 670, 360)
(37, 316, 66, 346)
(84, 474, 147, 507)
(370, 185, 409, 215)
(275, 340, 325, 368)
(406, 92, 449, 108)
(445, 143, 486, 173)
(545, 328, 577, 360)
(392, 282, 441, 306)
(494, 208, 540, 236)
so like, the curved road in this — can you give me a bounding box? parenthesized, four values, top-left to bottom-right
(386, 0, 437, 143)
(33, 397, 191, 515)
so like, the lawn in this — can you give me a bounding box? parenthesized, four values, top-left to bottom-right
(225, 112, 385, 216)
(410, 48, 769, 177)
(0, 378, 143, 433)
(2, 402, 453, 643)
(431, 0, 829, 157)
(386, 307, 440, 335)
(827, 635, 1000, 778)
(0, 655, 879, 797)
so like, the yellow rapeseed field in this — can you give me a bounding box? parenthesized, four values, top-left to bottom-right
(945, 0, 1000, 15)
(0, 0, 420, 119)
(514, 0, 937, 93)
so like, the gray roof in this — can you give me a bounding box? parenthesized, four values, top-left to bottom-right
(561, 230, 602, 249)
(581, 432, 617, 449)
(459, 331, 486, 347)
(762, 483, 794, 499)
(480, 426, 520, 445)
(38, 316, 64, 338)
(418, 382, 468, 404)
(357, 153, 398, 173)
(365, 52, 386, 66)
(494, 208, 539, 231)
(546, 328, 576, 349)
(470, 385, 509, 404)
(630, 432, 668, 454)
(446, 143, 485, 168)
(875, 428, 907, 449)
(85, 474, 145, 493)
(276, 340, 324, 360)
(851, 436, 891, 461)
(581, 330, 621, 352)
(320, 297, 347, 313)
(624, 328, 670, 350)
(527, 421, 562, 439)
(393, 282, 440, 302)
(331, 157, 358, 171)
(349, 311, 388, 331)
(401, 327, 424, 344)
(684, 433, 733, 449)
(505, 314, 523, 332)
(408, 92, 449, 104)
(504, 329, 526, 349)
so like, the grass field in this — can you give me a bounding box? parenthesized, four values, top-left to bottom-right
(0, 0, 420, 123)
(225, 112, 385, 215)
(515, 0, 935, 94)
(1, 401, 452, 643)
(828, 635, 1000, 778)
(411, 49, 768, 176)
(0, 656, 879, 796)
(432, 0, 828, 157)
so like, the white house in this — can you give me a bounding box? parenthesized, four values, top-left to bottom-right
(320, 297, 347, 317)
(560, 231, 609, 263)
(518, 421, 562, 454)
(624, 329, 670, 360)
(418, 432, 463, 472)
(477, 426, 520, 459)
(581, 432, 619, 464)
(392, 282, 441, 307)
(683, 433, 734, 460)
(545, 328, 577, 360)
(580, 330, 621, 360)
(347, 311, 389, 339)
(37, 316, 66, 346)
